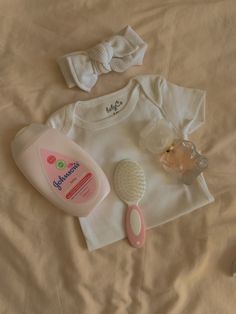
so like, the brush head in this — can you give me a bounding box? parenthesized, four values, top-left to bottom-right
(113, 159, 146, 205)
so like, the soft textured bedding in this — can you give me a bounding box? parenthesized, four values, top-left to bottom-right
(0, 0, 236, 313)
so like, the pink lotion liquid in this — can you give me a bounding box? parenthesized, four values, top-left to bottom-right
(11, 124, 110, 217)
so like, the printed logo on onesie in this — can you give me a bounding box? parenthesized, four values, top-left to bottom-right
(105, 100, 124, 116)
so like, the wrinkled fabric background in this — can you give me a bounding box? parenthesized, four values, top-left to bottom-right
(0, 0, 236, 313)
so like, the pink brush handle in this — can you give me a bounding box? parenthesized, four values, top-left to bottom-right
(126, 204, 145, 248)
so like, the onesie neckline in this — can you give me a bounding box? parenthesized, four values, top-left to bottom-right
(72, 78, 140, 130)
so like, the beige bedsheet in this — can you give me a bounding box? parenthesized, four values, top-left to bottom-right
(1, 0, 236, 313)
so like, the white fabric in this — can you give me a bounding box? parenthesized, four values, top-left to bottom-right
(46, 75, 214, 251)
(57, 26, 147, 91)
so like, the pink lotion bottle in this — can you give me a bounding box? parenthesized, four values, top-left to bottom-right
(11, 123, 110, 217)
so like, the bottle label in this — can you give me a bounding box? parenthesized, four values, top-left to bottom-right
(40, 149, 97, 203)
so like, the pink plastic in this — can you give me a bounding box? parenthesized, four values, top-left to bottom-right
(11, 123, 110, 217)
(126, 205, 145, 248)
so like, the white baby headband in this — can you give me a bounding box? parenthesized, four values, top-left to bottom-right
(58, 26, 148, 92)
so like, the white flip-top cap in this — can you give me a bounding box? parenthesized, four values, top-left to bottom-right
(11, 123, 48, 159)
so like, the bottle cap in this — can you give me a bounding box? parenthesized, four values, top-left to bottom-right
(11, 123, 48, 159)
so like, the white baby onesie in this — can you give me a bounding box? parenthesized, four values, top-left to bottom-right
(46, 75, 214, 250)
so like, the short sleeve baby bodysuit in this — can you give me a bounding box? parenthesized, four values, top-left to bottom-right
(46, 75, 214, 250)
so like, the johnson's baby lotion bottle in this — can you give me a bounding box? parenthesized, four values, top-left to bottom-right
(11, 123, 110, 217)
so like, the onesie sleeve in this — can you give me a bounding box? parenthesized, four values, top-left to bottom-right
(46, 106, 69, 133)
(159, 78, 206, 136)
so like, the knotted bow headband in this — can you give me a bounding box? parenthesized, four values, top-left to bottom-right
(58, 26, 147, 92)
